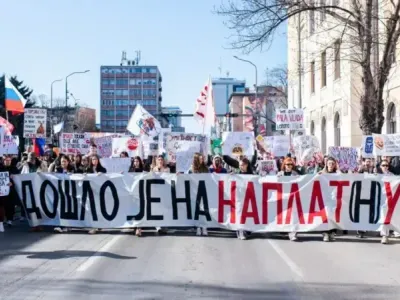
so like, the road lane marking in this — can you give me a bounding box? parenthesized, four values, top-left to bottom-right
(267, 239, 304, 279)
(76, 235, 123, 272)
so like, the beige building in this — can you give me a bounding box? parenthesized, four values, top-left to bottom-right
(287, 0, 400, 154)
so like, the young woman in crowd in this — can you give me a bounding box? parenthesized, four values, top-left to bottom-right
(54, 155, 75, 233)
(277, 157, 299, 241)
(189, 153, 209, 236)
(209, 155, 227, 173)
(120, 151, 129, 158)
(86, 155, 107, 234)
(152, 155, 169, 234)
(128, 156, 144, 236)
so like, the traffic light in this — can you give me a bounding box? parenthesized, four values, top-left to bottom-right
(225, 113, 239, 118)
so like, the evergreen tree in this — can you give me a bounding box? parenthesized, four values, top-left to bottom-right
(0, 75, 36, 154)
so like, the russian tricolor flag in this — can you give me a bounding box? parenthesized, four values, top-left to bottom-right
(33, 138, 46, 156)
(5, 77, 27, 113)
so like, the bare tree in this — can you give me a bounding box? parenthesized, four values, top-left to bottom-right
(216, 0, 400, 134)
(264, 66, 288, 108)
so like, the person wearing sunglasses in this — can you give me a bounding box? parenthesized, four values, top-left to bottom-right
(277, 157, 299, 241)
(378, 160, 393, 175)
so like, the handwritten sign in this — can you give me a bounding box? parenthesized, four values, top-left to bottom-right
(94, 135, 120, 158)
(258, 160, 277, 176)
(328, 146, 358, 171)
(23, 108, 47, 138)
(361, 135, 374, 158)
(0, 172, 10, 196)
(143, 141, 159, 157)
(293, 135, 322, 166)
(2, 135, 19, 155)
(221, 132, 254, 157)
(275, 109, 304, 130)
(100, 158, 131, 173)
(272, 135, 290, 157)
(373, 134, 400, 156)
(166, 133, 208, 162)
(112, 137, 141, 157)
(176, 142, 201, 173)
(60, 133, 91, 154)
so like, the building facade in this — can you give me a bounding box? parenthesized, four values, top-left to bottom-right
(161, 106, 185, 132)
(100, 65, 162, 132)
(212, 78, 246, 115)
(288, 1, 400, 153)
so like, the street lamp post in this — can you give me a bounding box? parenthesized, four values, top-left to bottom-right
(65, 70, 90, 129)
(50, 79, 63, 138)
(233, 56, 259, 135)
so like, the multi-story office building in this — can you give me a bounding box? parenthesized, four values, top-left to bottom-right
(212, 78, 246, 115)
(161, 106, 185, 132)
(100, 65, 162, 132)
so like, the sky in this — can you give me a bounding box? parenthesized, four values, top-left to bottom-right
(1, 0, 287, 133)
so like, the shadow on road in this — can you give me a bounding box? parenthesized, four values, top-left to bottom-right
(6, 279, 400, 299)
(13, 250, 136, 260)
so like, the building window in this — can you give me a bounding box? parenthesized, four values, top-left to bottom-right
(309, 0, 315, 35)
(334, 40, 341, 79)
(321, 117, 327, 154)
(310, 61, 315, 93)
(334, 112, 341, 146)
(310, 120, 315, 136)
(321, 50, 327, 87)
(387, 102, 396, 134)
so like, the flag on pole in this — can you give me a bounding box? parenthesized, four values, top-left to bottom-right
(126, 104, 161, 137)
(4, 77, 27, 114)
(33, 138, 46, 156)
(194, 76, 216, 133)
(53, 121, 64, 134)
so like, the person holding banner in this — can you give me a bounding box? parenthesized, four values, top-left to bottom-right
(152, 155, 169, 234)
(277, 157, 299, 241)
(189, 153, 209, 236)
(0, 156, 18, 232)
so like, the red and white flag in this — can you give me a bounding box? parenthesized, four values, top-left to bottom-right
(194, 77, 216, 132)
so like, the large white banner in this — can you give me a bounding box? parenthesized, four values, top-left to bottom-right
(12, 173, 400, 232)
(23, 108, 47, 138)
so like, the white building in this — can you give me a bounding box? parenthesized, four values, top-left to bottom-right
(212, 78, 246, 115)
(287, 0, 400, 154)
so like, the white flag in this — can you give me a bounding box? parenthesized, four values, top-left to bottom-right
(126, 104, 161, 137)
(53, 121, 64, 134)
(194, 76, 216, 133)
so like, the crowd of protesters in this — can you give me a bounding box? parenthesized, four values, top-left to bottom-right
(0, 141, 399, 245)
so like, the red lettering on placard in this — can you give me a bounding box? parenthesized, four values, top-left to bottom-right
(383, 182, 400, 224)
(261, 182, 283, 224)
(285, 183, 305, 225)
(240, 182, 260, 224)
(330, 180, 350, 223)
(308, 181, 328, 224)
(218, 181, 236, 224)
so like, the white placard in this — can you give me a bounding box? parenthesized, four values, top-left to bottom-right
(100, 158, 131, 173)
(0, 172, 10, 196)
(221, 132, 254, 157)
(275, 109, 304, 130)
(94, 135, 120, 158)
(373, 134, 400, 156)
(60, 133, 91, 155)
(166, 133, 208, 162)
(112, 137, 141, 157)
(272, 135, 290, 157)
(176, 142, 201, 173)
(23, 108, 47, 138)
(2, 135, 19, 155)
(142, 141, 159, 157)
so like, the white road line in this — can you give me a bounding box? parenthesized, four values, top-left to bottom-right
(267, 240, 304, 279)
(76, 235, 123, 272)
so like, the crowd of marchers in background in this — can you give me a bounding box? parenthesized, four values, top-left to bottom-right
(0, 141, 399, 245)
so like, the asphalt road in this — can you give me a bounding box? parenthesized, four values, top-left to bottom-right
(1, 225, 400, 300)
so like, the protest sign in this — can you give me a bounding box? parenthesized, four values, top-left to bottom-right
(361, 135, 374, 158)
(275, 109, 304, 130)
(100, 158, 131, 173)
(176, 142, 201, 173)
(0, 172, 10, 196)
(221, 132, 254, 157)
(373, 134, 400, 156)
(112, 137, 141, 157)
(2, 135, 19, 155)
(328, 146, 358, 171)
(13, 173, 400, 232)
(258, 160, 277, 176)
(142, 141, 159, 157)
(272, 135, 290, 157)
(293, 135, 322, 166)
(166, 133, 208, 162)
(23, 109, 47, 138)
(94, 134, 120, 158)
(60, 133, 91, 155)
